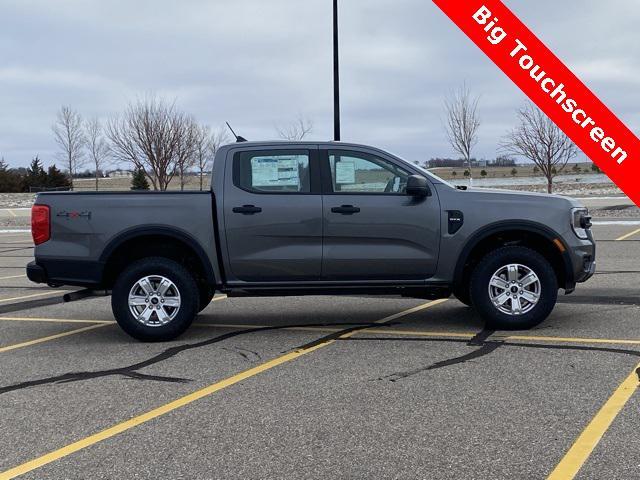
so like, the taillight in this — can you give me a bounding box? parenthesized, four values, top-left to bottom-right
(31, 205, 50, 245)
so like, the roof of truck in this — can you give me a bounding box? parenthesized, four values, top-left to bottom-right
(220, 140, 377, 148)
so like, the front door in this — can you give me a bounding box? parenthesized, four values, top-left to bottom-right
(223, 147, 322, 283)
(320, 147, 441, 281)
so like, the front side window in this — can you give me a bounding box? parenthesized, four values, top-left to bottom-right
(328, 151, 410, 194)
(235, 150, 310, 193)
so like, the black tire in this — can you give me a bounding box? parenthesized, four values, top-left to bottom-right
(470, 246, 558, 330)
(111, 257, 199, 341)
(198, 284, 215, 313)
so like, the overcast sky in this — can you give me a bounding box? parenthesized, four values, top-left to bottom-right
(1, 0, 639, 168)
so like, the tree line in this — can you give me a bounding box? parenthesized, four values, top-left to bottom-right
(444, 84, 579, 193)
(51, 98, 231, 191)
(0, 157, 70, 193)
(0, 97, 316, 193)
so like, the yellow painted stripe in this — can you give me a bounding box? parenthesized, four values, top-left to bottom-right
(0, 324, 108, 353)
(7, 209, 16, 218)
(0, 300, 444, 479)
(195, 322, 640, 347)
(503, 334, 640, 346)
(616, 227, 640, 241)
(547, 363, 640, 480)
(0, 291, 61, 304)
(0, 274, 27, 281)
(0, 316, 113, 324)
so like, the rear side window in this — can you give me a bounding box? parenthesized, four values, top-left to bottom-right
(234, 150, 310, 193)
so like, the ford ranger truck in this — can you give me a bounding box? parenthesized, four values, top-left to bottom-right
(27, 141, 595, 341)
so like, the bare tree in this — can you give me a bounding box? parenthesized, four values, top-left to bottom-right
(444, 84, 480, 186)
(175, 117, 199, 191)
(500, 103, 577, 193)
(85, 118, 110, 190)
(52, 106, 86, 189)
(276, 115, 313, 140)
(107, 97, 193, 191)
(193, 125, 229, 191)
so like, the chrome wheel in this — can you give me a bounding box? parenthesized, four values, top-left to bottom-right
(488, 264, 541, 316)
(128, 275, 181, 327)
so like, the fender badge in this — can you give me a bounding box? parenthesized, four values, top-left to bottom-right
(57, 210, 92, 220)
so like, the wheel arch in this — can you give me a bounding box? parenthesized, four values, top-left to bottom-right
(453, 220, 574, 292)
(100, 226, 216, 288)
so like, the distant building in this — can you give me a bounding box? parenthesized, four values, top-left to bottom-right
(490, 156, 516, 167)
(107, 169, 133, 178)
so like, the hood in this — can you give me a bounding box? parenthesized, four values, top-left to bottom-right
(460, 187, 585, 208)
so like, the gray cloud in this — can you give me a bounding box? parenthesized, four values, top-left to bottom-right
(0, 0, 638, 168)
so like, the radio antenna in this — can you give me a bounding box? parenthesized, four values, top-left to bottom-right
(225, 122, 247, 142)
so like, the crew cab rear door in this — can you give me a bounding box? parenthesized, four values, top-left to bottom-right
(319, 146, 441, 281)
(222, 145, 322, 282)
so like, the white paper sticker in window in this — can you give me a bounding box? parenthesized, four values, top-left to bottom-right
(276, 158, 299, 186)
(251, 157, 279, 186)
(335, 160, 356, 184)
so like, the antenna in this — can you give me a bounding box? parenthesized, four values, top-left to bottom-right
(225, 122, 247, 142)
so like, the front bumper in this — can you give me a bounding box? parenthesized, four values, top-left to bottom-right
(567, 230, 596, 288)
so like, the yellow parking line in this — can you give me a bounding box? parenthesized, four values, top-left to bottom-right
(1, 311, 638, 348)
(547, 363, 640, 480)
(0, 291, 61, 304)
(0, 316, 113, 324)
(0, 274, 27, 281)
(195, 323, 640, 347)
(0, 299, 445, 479)
(616, 227, 640, 241)
(503, 334, 640, 346)
(0, 324, 108, 353)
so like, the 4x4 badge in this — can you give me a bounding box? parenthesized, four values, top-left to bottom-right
(56, 210, 92, 220)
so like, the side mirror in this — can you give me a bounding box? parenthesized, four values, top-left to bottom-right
(406, 175, 430, 197)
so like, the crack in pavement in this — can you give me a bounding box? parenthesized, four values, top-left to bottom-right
(378, 329, 502, 382)
(360, 332, 640, 382)
(222, 345, 262, 363)
(0, 321, 383, 396)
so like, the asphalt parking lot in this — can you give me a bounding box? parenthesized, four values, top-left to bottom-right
(0, 210, 639, 479)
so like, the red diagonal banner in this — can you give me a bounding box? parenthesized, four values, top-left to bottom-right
(432, 0, 640, 206)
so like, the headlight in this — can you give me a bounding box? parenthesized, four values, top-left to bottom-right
(571, 207, 592, 239)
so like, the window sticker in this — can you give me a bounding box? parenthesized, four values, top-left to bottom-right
(335, 160, 356, 184)
(251, 156, 301, 187)
(251, 157, 279, 186)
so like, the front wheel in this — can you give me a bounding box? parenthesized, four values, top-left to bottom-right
(470, 246, 558, 330)
(112, 257, 199, 341)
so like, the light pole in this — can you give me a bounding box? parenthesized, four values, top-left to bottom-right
(333, 0, 341, 141)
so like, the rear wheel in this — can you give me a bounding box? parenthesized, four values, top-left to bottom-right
(112, 257, 199, 341)
(470, 246, 557, 330)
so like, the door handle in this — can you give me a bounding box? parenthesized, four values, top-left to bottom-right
(232, 205, 262, 215)
(331, 205, 360, 215)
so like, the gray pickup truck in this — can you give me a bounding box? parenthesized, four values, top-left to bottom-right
(27, 141, 595, 341)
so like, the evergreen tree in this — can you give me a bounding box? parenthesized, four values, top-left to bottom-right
(45, 165, 72, 189)
(0, 158, 21, 192)
(21, 156, 47, 192)
(131, 168, 150, 190)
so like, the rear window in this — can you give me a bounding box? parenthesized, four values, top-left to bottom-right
(234, 150, 310, 193)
